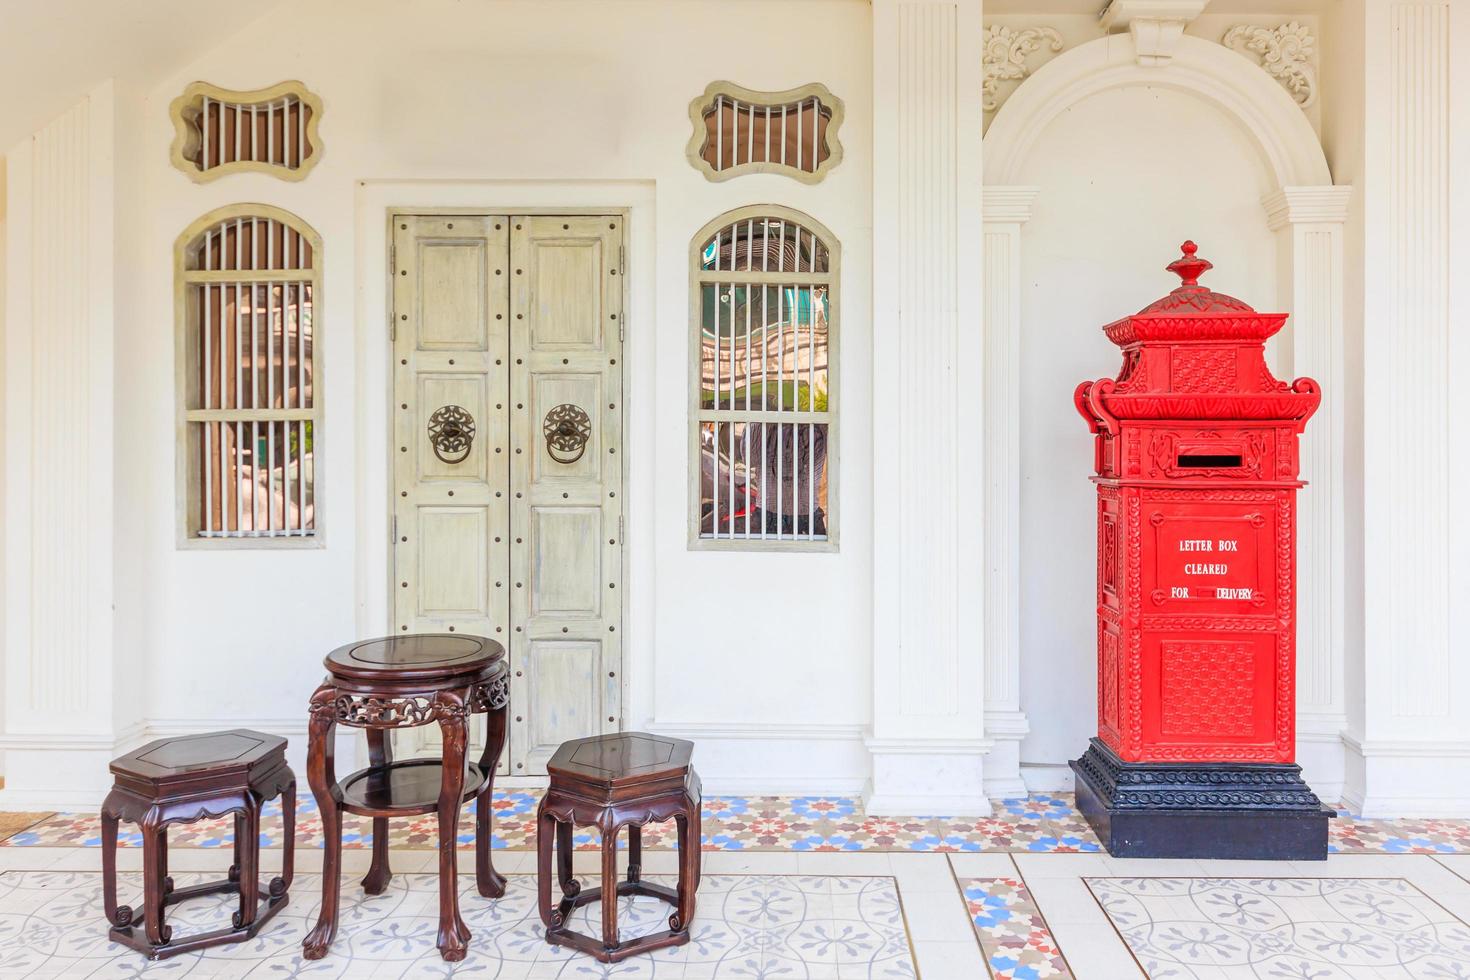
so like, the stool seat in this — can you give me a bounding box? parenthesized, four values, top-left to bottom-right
(102, 730, 296, 960)
(537, 732, 701, 963)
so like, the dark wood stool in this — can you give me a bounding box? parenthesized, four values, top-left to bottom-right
(537, 732, 701, 963)
(303, 633, 509, 962)
(101, 730, 295, 960)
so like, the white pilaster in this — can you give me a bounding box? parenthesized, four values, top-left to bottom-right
(980, 186, 1037, 799)
(1262, 185, 1351, 804)
(1347, 0, 1469, 817)
(868, 0, 990, 815)
(0, 83, 134, 809)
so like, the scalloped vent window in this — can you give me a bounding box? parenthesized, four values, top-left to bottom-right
(692, 208, 837, 548)
(688, 83, 843, 183)
(171, 82, 322, 182)
(177, 208, 320, 543)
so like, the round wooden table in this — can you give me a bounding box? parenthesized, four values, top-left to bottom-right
(302, 634, 509, 962)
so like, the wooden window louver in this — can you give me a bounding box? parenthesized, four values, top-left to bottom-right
(690, 207, 838, 549)
(170, 81, 323, 182)
(687, 82, 844, 184)
(177, 205, 321, 545)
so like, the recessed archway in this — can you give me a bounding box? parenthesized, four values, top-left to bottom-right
(979, 33, 1348, 799)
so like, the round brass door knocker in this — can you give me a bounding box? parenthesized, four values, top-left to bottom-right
(543, 404, 592, 464)
(427, 405, 475, 464)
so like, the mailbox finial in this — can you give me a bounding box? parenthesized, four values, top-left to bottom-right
(1167, 240, 1213, 287)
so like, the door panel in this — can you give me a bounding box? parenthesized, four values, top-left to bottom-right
(529, 506, 603, 617)
(509, 215, 623, 775)
(392, 215, 510, 771)
(392, 212, 622, 777)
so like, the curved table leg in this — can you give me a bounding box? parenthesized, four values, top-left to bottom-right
(434, 689, 471, 961)
(627, 824, 642, 884)
(272, 778, 296, 898)
(362, 728, 394, 896)
(536, 808, 561, 929)
(475, 701, 508, 899)
(140, 810, 171, 946)
(302, 684, 341, 960)
(229, 812, 243, 883)
(600, 814, 620, 952)
(557, 817, 579, 899)
(674, 810, 698, 934)
(100, 795, 133, 929)
(235, 795, 261, 928)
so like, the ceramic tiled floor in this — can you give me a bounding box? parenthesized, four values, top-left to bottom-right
(4, 814, 1470, 978)
(10, 793, 1468, 856)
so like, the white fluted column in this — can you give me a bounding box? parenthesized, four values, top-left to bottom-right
(980, 186, 1037, 798)
(1347, 0, 1469, 817)
(0, 82, 138, 809)
(1263, 186, 1351, 803)
(867, 0, 989, 815)
(864, 0, 981, 816)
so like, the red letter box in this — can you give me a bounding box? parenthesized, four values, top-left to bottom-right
(1071, 242, 1330, 860)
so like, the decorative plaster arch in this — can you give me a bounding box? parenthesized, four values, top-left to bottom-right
(978, 32, 1350, 800)
(985, 34, 1329, 189)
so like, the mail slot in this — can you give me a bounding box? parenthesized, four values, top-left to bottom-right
(1070, 241, 1331, 860)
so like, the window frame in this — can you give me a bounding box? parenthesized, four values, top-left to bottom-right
(685, 81, 845, 184)
(174, 203, 324, 549)
(687, 205, 839, 552)
(168, 80, 324, 183)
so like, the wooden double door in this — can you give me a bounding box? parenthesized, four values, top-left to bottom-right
(391, 213, 623, 776)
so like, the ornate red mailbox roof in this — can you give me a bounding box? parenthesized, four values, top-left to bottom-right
(1080, 241, 1319, 425)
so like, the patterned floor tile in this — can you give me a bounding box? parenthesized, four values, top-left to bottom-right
(1085, 876, 1470, 979)
(963, 876, 1074, 979)
(0, 869, 915, 977)
(8, 794, 1467, 856)
(1, 793, 1104, 853)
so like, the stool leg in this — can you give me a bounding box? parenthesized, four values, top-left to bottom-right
(627, 824, 642, 884)
(140, 812, 171, 946)
(475, 700, 508, 899)
(303, 684, 341, 960)
(434, 689, 471, 961)
(100, 797, 132, 929)
(362, 728, 393, 896)
(158, 825, 172, 898)
(235, 797, 261, 928)
(229, 812, 243, 883)
(536, 809, 560, 929)
(600, 816, 620, 952)
(271, 778, 296, 898)
(557, 818, 579, 899)
(673, 811, 698, 934)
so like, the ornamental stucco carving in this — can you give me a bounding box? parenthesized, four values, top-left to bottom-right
(1222, 22, 1318, 108)
(982, 25, 1063, 112)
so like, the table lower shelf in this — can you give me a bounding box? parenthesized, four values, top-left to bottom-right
(336, 760, 488, 818)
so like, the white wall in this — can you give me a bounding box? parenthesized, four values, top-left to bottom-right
(117, 0, 873, 793)
(1013, 84, 1279, 779)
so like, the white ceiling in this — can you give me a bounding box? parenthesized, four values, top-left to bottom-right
(0, 0, 267, 151)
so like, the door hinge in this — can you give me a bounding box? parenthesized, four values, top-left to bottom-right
(618, 515, 623, 545)
(389, 243, 398, 342)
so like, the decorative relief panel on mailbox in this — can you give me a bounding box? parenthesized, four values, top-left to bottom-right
(1070, 241, 1331, 861)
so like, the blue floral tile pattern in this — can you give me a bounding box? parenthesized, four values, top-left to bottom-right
(963, 877, 1073, 979)
(0, 869, 916, 978)
(15, 793, 1470, 856)
(1085, 876, 1470, 979)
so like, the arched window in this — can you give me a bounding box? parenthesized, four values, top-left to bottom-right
(176, 205, 321, 545)
(690, 206, 837, 549)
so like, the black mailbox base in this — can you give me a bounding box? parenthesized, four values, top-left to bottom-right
(1071, 739, 1332, 861)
